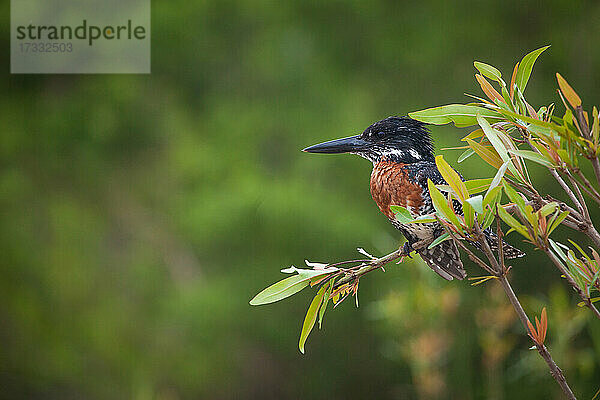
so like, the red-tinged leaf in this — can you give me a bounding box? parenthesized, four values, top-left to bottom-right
(466, 138, 504, 169)
(476, 74, 504, 103)
(540, 307, 548, 343)
(461, 128, 485, 142)
(556, 73, 582, 108)
(526, 319, 538, 343)
(525, 101, 539, 120)
(510, 63, 518, 99)
(538, 211, 547, 235)
(310, 274, 332, 287)
(591, 248, 600, 271)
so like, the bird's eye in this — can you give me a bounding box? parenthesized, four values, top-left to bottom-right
(377, 131, 385, 137)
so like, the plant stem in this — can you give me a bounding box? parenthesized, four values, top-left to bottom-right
(543, 249, 600, 320)
(333, 248, 405, 289)
(497, 276, 577, 400)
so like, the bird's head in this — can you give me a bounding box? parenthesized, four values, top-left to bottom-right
(303, 116, 434, 164)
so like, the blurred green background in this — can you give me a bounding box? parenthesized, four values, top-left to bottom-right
(2, 1, 600, 399)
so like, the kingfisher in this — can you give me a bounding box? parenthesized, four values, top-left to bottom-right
(303, 116, 524, 280)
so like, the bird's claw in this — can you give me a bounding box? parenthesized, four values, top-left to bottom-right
(402, 242, 414, 258)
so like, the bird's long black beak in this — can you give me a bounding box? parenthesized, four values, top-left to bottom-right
(302, 134, 369, 154)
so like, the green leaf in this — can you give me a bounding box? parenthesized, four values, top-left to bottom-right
(466, 138, 504, 169)
(465, 178, 493, 194)
(390, 205, 415, 224)
(547, 210, 569, 236)
(428, 233, 451, 249)
(477, 115, 521, 179)
(427, 179, 462, 228)
(435, 155, 468, 201)
(407, 215, 438, 224)
(516, 45, 550, 93)
(318, 280, 334, 329)
(409, 105, 503, 127)
(464, 201, 475, 228)
(539, 202, 559, 216)
(489, 160, 510, 192)
(457, 148, 475, 163)
(299, 284, 327, 354)
(481, 206, 497, 229)
(503, 182, 526, 214)
(592, 106, 599, 145)
(474, 61, 502, 82)
(556, 73, 582, 108)
(484, 185, 503, 208)
(497, 206, 529, 238)
(466, 195, 484, 214)
(250, 275, 310, 305)
(508, 149, 554, 168)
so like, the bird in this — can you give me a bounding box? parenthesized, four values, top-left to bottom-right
(302, 116, 524, 281)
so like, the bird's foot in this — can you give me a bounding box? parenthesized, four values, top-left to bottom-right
(402, 242, 414, 258)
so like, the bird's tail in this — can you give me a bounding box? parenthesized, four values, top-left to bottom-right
(473, 229, 526, 259)
(417, 240, 467, 281)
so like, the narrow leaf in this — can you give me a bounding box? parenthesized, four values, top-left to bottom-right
(476, 74, 504, 103)
(409, 105, 503, 127)
(427, 179, 462, 228)
(466, 138, 504, 169)
(508, 149, 554, 168)
(318, 280, 334, 329)
(556, 73, 582, 108)
(547, 211, 569, 236)
(461, 129, 485, 142)
(428, 232, 451, 249)
(474, 61, 502, 82)
(391, 205, 415, 224)
(465, 178, 493, 194)
(250, 275, 310, 305)
(510, 62, 519, 99)
(498, 206, 529, 238)
(489, 160, 510, 192)
(516, 46, 550, 93)
(299, 285, 327, 353)
(457, 148, 475, 163)
(465, 195, 484, 214)
(435, 155, 468, 201)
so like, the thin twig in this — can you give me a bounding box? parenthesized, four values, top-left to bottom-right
(333, 248, 406, 289)
(550, 168, 585, 216)
(564, 171, 590, 221)
(571, 168, 600, 204)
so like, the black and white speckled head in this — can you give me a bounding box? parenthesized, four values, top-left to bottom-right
(356, 116, 434, 163)
(303, 116, 434, 164)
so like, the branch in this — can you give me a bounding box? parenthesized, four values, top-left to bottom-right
(497, 276, 577, 400)
(332, 248, 406, 289)
(550, 168, 585, 216)
(570, 168, 600, 205)
(442, 217, 578, 398)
